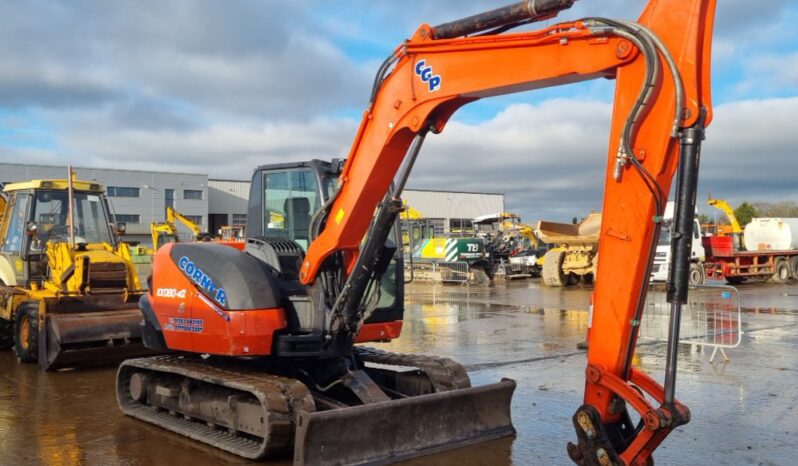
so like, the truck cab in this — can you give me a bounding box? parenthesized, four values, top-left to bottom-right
(650, 202, 706, 285)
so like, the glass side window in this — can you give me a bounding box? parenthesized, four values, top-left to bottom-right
(263, 169, 320, 251)
(29, 191, 113, 250)
(73, 194, 114, 245)
(658, 223, 673, 245)
(1, 193, 30, 253)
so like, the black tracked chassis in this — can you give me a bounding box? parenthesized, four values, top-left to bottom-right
(116, 355, 315, 459)
(117, 349, 516, 465)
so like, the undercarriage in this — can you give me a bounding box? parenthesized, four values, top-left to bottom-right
(117, 347, 515, 465)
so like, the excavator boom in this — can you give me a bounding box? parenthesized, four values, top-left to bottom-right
(296, 0, 715, 463)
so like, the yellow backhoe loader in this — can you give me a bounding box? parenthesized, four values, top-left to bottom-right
(0, 168, 156, 370)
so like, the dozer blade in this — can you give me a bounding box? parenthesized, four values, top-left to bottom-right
(294, 378, 516, 466)
(40, 309, 161, 370)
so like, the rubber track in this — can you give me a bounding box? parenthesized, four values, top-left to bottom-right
(117, 355, 314, 460)
(356, 346, 472, 391)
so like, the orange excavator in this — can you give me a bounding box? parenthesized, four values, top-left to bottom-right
(116, 1, 716, 464)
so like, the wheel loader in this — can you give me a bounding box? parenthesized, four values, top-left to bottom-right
(0, 170, 157, 370)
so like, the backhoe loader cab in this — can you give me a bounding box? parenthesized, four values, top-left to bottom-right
(0, 177, 154, 370)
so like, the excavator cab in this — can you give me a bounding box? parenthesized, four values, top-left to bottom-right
(247, 159, 342, 249)
(247, 159, 403, 321)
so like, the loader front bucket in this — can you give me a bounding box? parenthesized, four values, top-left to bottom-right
(39, 308, 160, 371)
(294, 378, 516, 466)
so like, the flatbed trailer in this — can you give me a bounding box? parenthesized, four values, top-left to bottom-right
(702, 236, 798, 284)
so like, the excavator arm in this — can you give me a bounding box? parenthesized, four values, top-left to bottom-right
(151, 207, 206, 251)
(293, 1, 714, 464)
(167, 207, 203, 238)
(707, 198, 743, 233)
(515, 222, 541, 249)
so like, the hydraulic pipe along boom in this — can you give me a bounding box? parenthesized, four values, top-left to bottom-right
(432, 0, 575, 39)
(333, 130, 428, 350)
(664, 112, 705, 404)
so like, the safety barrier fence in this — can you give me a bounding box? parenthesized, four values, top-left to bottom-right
(403, 259, 472, 285)
(640, 284, 742, 362)
(437, 261, 471, 284)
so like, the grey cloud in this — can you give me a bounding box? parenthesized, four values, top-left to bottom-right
(406, 96, 798, 222)
(108, 97, 198, 131)
(4, 96, 797, 222)
(1, 1, 795, 223)
(0, 60, 120, 108)
(30, 113, 358, 179)
(0, 0, 791, 119)
(0, 0, 369, 118)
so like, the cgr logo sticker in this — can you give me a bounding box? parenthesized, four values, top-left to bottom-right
(415, 59, 441, 92)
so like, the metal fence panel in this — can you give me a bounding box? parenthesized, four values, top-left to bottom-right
(404, 260, 473, 285)
(640, 284, 742, 362)
(437, 262, 470, 284)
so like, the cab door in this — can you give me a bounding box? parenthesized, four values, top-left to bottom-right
(0, 192, 32, 285)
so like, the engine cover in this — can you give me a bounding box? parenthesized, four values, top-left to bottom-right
(147, 242, 288, 356)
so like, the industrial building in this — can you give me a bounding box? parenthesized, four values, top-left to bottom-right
(207, 179, 250, 233)
(403, 189, 505, 235)
(207, 179, 504, 235)
(1, 162, 208, 245)
(2, 162, 504, 245)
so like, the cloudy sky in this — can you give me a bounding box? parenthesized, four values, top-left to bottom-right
(1, 0, 797, 221)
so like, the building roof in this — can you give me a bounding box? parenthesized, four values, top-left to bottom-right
(404, 187, 504, 196)
(0, 162, 207, 178)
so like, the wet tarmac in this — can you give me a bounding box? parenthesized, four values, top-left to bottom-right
(1, 279, 796, 465)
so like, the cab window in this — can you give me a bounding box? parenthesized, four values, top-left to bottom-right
(1, 193, 31, 254)
(263, 169, 319, 251)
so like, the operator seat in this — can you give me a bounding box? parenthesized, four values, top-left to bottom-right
(284, 197, 311, 244)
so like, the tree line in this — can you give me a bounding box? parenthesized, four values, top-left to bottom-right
(699, 201, 798, 226)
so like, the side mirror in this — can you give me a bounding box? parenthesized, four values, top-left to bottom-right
(115, 222, 127, 234)
(26, 221, 38, 235)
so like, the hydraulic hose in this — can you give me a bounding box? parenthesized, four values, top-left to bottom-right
(432, 0, 575, 39)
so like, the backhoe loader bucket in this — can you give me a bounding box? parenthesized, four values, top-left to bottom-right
(39, 301, 160, 371)
(294, 379, 516, 466)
